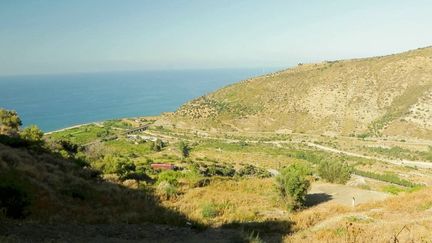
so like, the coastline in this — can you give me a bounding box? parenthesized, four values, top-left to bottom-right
(44, 122, 99, 135)
(43, 115, 160, 135)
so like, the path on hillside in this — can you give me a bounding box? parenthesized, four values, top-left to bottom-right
(143, 129, 432, 169)
(305, 142, 432, 169)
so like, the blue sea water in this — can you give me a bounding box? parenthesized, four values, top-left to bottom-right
(0, 68, 273, 132)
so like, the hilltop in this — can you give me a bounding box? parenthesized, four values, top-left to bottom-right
(169, 47, 432, 139)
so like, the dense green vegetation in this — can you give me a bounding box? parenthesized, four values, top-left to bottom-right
(353, 169, 422, 188)
(178, 141, 190, 158)
(276, 163, 311, 210)
(365, 146, 432, 162)
(0, 109, 22, 136)
(317, 160, 351, 184)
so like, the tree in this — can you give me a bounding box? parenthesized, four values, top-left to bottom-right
(84, 141, 106, 160)
(115, 159, 136, 180)
(276, 163, 311, 210)
(0, 109, 22, 136)
(20, 125, 44, 143)
(151, 139, 165, 152)
(178, 141, 190, 158)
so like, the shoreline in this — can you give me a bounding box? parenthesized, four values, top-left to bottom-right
(44, 122, 99, 135)
(44, 115, 161, 135)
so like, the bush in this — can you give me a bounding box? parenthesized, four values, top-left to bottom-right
(58, 140, 79, 155)
(0, 109, 22, 136)
(353, 169, 421, 187)
(207, 164, 235, 177)
(157, 170, 183, 186)
(382, 185, 405, 195)
(96, 128, 110, 138)
(114, 159, 136, 181)
(96, 155, 117, 174)
(275, 163, 311, 210)
(317, 160, 351, 184)
(182, 169, 208, 188)
(236, 165, 271, 178)
(157, 181, 179, 200)
(0, 134, 30, 148)
(178, 141, 190, 158)
(201, 202, 220, 219)
(151, 139, 165, 152)
(20, 125, 44, 144)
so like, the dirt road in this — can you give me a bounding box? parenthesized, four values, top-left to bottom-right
(308, 182, 390, 207)
(306, 142, 432, 169)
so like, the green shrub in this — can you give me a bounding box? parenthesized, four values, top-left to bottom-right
(291, 150, 324, 165)
(182, 170, 208, 188)
(353, 169, 421, 187)
(0, 134, 33, 148)
(276, 163, 311, 210)
(115, 159, 136, 179)
(96, 128, 110, 138)
(318, 160, 351, 184)
(157, 181, 179, 200)
(207, 164, 235, 177)
(201, 202, 220, 219)
(20, 125, 44, 144)
(0, 109, 22, 136)
(157, 170, 183, 186)
(151, 139, 165, 152)
(98, 155, 127, 174)
(178, 141, 190, 158)
(356, 133, 369, 139)
(237, 165, 271, 178)
(382, 185, 405, 195)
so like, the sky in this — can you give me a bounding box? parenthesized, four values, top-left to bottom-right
(1, 0, 431, 76)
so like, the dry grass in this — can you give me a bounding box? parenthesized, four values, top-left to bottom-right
(286, 187, 432, 242)
(170, 47, 432, 139)
(163, 177, 287, 226)
(0, 143, 190, 226)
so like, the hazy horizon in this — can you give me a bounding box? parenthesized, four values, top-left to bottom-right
(1, 0, 432, 76)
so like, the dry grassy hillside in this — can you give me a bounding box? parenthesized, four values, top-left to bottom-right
(171, 47, 432, 139)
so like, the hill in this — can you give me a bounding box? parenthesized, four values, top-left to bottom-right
(169, 47, 432, 139)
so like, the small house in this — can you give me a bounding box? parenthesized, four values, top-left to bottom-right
(151, 163, 176, 170)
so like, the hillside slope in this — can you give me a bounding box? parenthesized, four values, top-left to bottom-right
(170, 47, 432, 139)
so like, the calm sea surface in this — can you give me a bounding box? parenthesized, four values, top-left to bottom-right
(0, 69, 273, 131)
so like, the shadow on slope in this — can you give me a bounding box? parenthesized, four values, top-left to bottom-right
(0, 136, 291, 242)
(305, 193, 333, 207)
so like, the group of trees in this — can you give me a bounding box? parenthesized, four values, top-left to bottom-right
(0, 109, 22, 136)
(2, 108, 357, 213)
(276, 160, 352, 211)
(0, 108, 44, 144)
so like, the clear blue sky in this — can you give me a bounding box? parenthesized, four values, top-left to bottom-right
(1, 0, 431, 75)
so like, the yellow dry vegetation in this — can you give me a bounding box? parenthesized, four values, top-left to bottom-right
(287, 187, 432, 242)
(170, 47, 432, 139)
(163, 178, 285, 225)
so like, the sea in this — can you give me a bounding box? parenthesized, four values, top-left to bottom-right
(0, 68, 276, 132)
